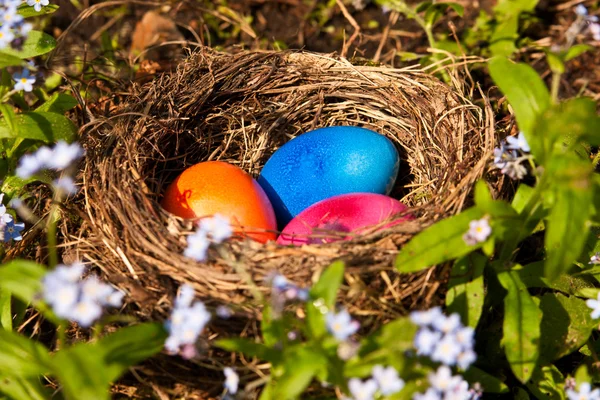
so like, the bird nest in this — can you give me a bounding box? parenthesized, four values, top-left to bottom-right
(67, 48, 495, 325)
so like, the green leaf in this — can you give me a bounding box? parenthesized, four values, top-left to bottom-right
(512, 184, 535, 213)
(0, 53, 24, 69)
(94, 323, 167, 382)
(35, 92, 78, 114)
(525, 365, 564, 400)
(359, 317, 417, 358)
(0, 111, 77, 142)
(545, 156, 593, 281)
(274, 346, 325, 399)
(0, 329, 51, 377)
(52, 345, 111, 400)
(0, 288, 11, 330)
(396, 207, 484, 273)
(17, 3, 59, 18)
(0, 31, 56, 59)
(488, 57, 551, 156)
(310, 260, 344, 308)
(445, 254, 486, 328)
(518, 261, 596, 295)
(0, 377, 50, 400)
(216, 338, 282, 364)
(423, 3, 464, 28)
(538, 98, 600, 149)
(306, 261, 345, 339)
(564, 44, 592, 62)
(546, 51, 564, 74)
(0, 260, 45, 304)
(462, 366, 509, 393)
(539, 293, 596, 362)
(498, 270, 542, 383)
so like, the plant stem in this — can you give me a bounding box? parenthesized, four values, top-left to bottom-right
(46, 202, 59, 268)
(551, 72, 561, 104)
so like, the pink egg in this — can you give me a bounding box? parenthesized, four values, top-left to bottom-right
(277, 193, 412, 246)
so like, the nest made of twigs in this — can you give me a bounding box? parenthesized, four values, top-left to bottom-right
(66, 48, 495, 324)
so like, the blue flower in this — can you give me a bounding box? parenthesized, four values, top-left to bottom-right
(41, 263, 124, 327)
(165, 284, 211, 358)
(371, 365, 405, 396)
(223, 367, 239, 394)
(4, 220, 24, 241)
(326, 309, 359, 341)
(12, 69, 36, 92)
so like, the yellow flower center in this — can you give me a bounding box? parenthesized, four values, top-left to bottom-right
(20, 78, 28, 83)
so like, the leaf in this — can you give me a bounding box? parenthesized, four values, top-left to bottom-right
(310, 260, 344, 308)
(488, 57, 551, 156)
(539, 293, 596, 362)
(0, 53, 24, 69)
(52, 345, 111, 400)
(274, 346, 325, 399)
(35, 92, 78, 114)
(0, 111, 77, 142)
(424, 3, 464, 28)
(545, 51, 564, 74)
(359, 317, 417, 358)
(525, 365, 564, 400)
(0, 288, 11, 330)
(0, 260, 45, 304)
(94, 323, 167, 382)
(17, 3, 59, 18)
(512, 184, 535, 213)
(538, 98, 600, 149)
(518, 261, 596, 295)
(395, 207, 484, 273)
(0, 376, 50, 400)
(565, 44, 592, 62)
(0, 329, 51, 377)
(0, 31, 56, 59)
(498, 270, 542, 383)
(462, 366, 509, 393)
(445, 254, 486, 328)
(545, 156, 593, 281)
(216, 338, 282, 364)
(306, 261, 344, 339)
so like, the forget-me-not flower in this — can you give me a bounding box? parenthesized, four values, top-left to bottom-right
(26, 0, 50, 13)
(463, 218, 491, 246)
(586, 292, 600, 319)
(223, 367, 239, 394)
(348, 378, 378, 400)
(566, 382, 600, 400)
(13, 69, 36, 92)
(164, 284, 211, 358)
(371, 365, 405, 396)
(326, 309, 360, 341)
(42, 262, 124, 327)
(4, 220, 24, 241)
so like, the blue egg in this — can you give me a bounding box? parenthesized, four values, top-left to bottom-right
(258, 126, 400, 228)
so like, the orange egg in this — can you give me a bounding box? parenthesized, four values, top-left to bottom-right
(161, 161, 277, 243)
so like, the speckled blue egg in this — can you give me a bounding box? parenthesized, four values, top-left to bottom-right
(258, 126, 400, 228)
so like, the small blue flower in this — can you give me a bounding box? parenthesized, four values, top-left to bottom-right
(348, 378, 378, 400)
(4, 220, 24, 241)
(12, 69, 36, 92)
(371, 365, 405, 396)
(223, 367, 239, 394)
(326, 309, 359, 341)
(165, 284, 211, 358)
(505, 132, 531, 153)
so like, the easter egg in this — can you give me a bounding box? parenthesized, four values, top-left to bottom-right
(258, 126, 399, 227)
(277, 193, 411, 246)
(161, 161, 277, 243)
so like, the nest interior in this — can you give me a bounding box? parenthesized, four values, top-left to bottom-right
(69, 48, 495, 322)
